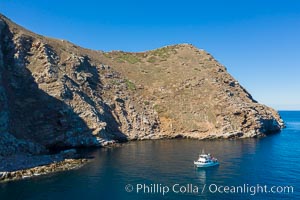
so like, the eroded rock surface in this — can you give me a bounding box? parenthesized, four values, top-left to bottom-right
(0, 14, 284, 175)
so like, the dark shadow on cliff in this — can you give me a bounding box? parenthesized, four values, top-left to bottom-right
(102, 102, 129, 142)
(3, 65, 95, 153)
(67, 55, 128, 143)
(0, 20, 127, 155)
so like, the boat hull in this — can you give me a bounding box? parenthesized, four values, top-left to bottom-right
(194, 161, 219, 168)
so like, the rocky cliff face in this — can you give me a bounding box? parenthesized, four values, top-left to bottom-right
(0, 14, 283, 158)
(100, 45, 284, 139)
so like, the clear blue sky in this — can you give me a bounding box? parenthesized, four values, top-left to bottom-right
(1, 0, 300, 110)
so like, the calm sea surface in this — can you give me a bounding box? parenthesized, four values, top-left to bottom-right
(0, 111, 299, 200)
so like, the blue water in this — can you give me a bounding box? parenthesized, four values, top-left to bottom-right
(0, 111, 299, 200)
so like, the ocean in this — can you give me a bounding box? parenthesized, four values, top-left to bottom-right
(0, 111, 299, 200)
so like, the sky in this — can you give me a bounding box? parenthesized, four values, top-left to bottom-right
(1, 0, 300, 110)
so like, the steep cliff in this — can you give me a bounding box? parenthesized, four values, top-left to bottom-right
(0, 14, 283, 158)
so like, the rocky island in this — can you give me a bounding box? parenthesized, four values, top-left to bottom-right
(0, 14, 284, 181)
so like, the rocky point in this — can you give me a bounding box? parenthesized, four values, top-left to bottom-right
(0, 14, 284, 180)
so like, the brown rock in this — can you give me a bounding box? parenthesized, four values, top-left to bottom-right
(0, 14, 284, 160)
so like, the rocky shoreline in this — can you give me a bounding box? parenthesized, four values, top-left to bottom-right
(0, 158, 88, 182)
(0, 131, 286, 183)
(0, 141, 124, 183)
(0, 149, 89, 182)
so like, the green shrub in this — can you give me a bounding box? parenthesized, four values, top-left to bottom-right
(125, 79, 136, 90)
(116, 54, 141, 64)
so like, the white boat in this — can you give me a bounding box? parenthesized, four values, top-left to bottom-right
(194, 151, 219, 168)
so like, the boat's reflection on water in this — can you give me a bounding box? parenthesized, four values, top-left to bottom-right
(194, 165, 219, 184)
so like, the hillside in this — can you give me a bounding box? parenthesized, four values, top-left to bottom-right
(0, 14, 284, 159)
